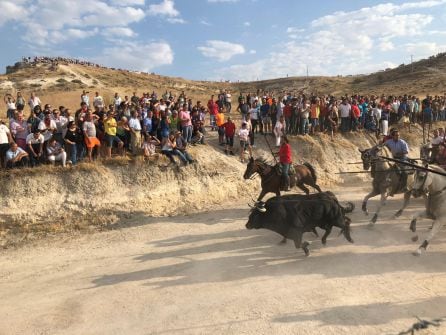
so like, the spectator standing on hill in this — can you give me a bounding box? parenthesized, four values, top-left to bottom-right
(179, 104, 193, 143)
(93, 92, 104, 111)
(4, 94, 16, 119)
(129, 110, 142, 155)
(351, 100, 361, 132)
(339, 98, 351, 132)
(113, 93, 122, 111)
(16, 92, 26, 111)
(81, 90, 89, 107)
(83, 112, 101, 162)
(237, 98, 250, 121)
(216, 110, 225, 146)
(28, 92, 41, 112)
(207, 96, 219, 131)
(26, 129, 44, 167)
(274, 115, 286, 147)
(104, 111, 124, 158)
(222, 116, 236, 155)
(260, 98, 270, 134)
(10, 112, 29, 149)
(238, 121, 251, 163)
(225, 90, 232, 113)
(300, 99, 310, 135)
(0, 120, 13, 168)
(64, 121, 84, 165)
(38, 111, 57, 146)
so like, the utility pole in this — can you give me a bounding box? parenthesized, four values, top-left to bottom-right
(411, 54, 413, 73)
(306, 65, 309, 78)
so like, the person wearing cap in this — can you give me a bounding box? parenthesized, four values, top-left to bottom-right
(26, 129, 44, 167)
(385, 129, 410, 191)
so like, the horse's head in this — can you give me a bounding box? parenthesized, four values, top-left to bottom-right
(420, 143, 432, 164)
(359, 148, 373, 170)
(411, 168, 430, 198)
(243, 157, 257, 179)
(359, 145, 385, 170)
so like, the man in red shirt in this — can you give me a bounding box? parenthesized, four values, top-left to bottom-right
(222, 116, 236, 155)
(351, 100, 361, 131)
(277, 136, 292, 191)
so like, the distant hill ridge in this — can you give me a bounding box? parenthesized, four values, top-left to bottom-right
(1, 52, 446, 100)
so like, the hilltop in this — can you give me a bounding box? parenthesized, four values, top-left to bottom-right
(1, 52, 446, 113)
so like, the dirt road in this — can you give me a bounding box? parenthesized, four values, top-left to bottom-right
(1, 185, 445, 335)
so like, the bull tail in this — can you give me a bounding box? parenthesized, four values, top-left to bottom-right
(303, 162, 317, 183)
(341, 201, 355, 214)
(343, 216, 354, 243)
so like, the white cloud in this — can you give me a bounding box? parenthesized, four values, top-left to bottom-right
(208, 0, 239, 2)
(405, 42, 446, 56)
(244, 21, 251, 26)
(197, 40, 245, 62)
(200, 19, 211, 26)
(102, 27, 137, 38)
(0, 1, 27, 26)
(97, 41, 174, 72)
(249, 49, 256, 54)
(167, 17, 186, 24)
(216, 0, 446, 80)
(148, 0, 179, 17)
(110, 0, 145, 5)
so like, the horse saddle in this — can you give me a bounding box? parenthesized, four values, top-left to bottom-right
(275, 164, 295, 176)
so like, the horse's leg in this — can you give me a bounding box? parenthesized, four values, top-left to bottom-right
(370, 191, 387, 225)
(410, 209, 431, 241)
(256, 189, 267, 202)
(394, 190, 411, 218)
(362, 189, 379, 215)
(413, 219, 444, 256)
(297, 182, 310, 195)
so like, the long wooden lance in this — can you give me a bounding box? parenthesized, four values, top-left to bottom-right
(377, 155, 446, 177)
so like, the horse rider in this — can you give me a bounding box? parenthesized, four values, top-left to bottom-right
(384, 129, 409, 191)
(276, 135, 292, 191)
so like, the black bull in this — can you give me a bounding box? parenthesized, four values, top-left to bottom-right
(246, 192, 354, 256)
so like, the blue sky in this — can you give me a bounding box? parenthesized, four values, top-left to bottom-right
(1, 0, 446, 81)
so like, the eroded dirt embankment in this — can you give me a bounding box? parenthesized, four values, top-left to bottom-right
(0, 123, 429, 247)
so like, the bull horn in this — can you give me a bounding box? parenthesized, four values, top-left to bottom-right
(358, 149, 364, 153)
(256, 205, 267, 213)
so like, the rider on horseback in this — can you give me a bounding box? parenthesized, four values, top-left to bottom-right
(385, 129, 409, 192)
(277, 136, 292, 191)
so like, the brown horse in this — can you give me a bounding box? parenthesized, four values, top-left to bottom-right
(243, 157, 322, 201)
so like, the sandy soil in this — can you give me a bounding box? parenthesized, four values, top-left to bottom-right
(1, 184, 445, 335)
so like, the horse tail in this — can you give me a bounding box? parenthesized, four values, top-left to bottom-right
(303, 162, 317, 183)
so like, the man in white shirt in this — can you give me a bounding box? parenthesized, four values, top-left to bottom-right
(129, 110, 142, 155)
(26, 129, 44, 167)
(38, 112, 57, 143)
(6, 142, 29, 169)
(0, 121, 13, 168)
(339, 98, 351, 132)
(114, 93, 122, 111)
(46, 137, 67, 167)
(81, 90, 90, 107)
(93, 92, 105, 111)
(28, 92, 41, 112)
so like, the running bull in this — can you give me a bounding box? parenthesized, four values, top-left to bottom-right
(246, 192, 354, 256)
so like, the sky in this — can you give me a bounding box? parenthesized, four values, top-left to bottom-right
(1, 0, 446, 81)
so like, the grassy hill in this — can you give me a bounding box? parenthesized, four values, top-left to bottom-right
(1, 52, 446, 115)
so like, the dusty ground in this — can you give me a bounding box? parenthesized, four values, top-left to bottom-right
(1, 183, 445, 335)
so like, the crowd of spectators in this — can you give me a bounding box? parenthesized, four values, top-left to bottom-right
(2, 86, 446, 170)
(20, 56, 156, 75)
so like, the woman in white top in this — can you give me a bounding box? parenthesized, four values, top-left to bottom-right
(274, 115, 286, 147)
